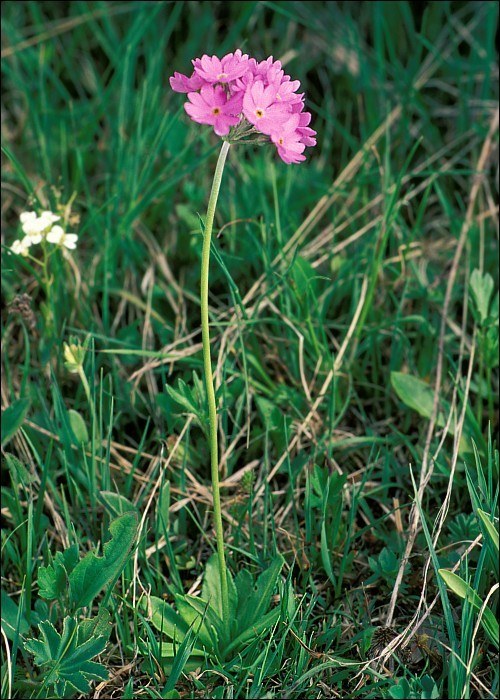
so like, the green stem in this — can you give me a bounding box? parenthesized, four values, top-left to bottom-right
(201, 140, 231, 632)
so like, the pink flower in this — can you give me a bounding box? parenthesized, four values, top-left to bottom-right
(170, 50, 316, 163)
(273, 77, 303, 105)
(296, 111, 317, 147)
(184, 85, 243, 136)
(193, 49, 249, 84)
(170, 71, 206, 93)
(242, 80, 291, 135)
(270, 114, 306, 164)
(253, 56, 283, 81)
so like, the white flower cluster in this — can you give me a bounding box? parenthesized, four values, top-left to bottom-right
(10, 210, 78, 256)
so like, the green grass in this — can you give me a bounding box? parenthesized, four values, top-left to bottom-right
(1, 1, 499, 698)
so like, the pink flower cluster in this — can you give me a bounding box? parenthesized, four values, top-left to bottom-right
(170, 50, 316, 164)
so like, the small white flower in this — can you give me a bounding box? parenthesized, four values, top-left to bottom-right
(23, 230, 44, 244)
(10, 238, 32, 256)
(40, 210, 61, 225)
(46, 225, 78, 250)
(20, 210, 60, 238)
(20, 211, 37, 224)
(22, 216, 47, 236)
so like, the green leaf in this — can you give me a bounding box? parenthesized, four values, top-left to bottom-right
(158, 643, 206, 676)
(145, 596, 190, 642)
(1, 589, 30, 640)
(321, 519, 336, 587)
(166, 379, 201, 417)
(69, 512, 137, 609)
(391, 372, 473, 453)
(161, 624, 204, 696)
(388, 679, 411, 699)
(158, 481, 171, 530)
(1, 398, 30, 447)
(201, 554, 238, 622)
(477, 509, 499, 554)
(3, 452, 36, 485)
(470, 269, 494, 324)
(77, 608, 112, 645)
(24, 616, 108, 696)
(38, 545, 80, 601)
(438, 569, 499, 648)
(225, 607, 281, 657)
(68, 409, 89, 444)
(234, 555, 284, 632)
(254, 396, 281, 432)
(174, 594, 220, 651)
(291, 256, 319, 302)
(98, 491, 137, 517)
(391, 372, 445, 425)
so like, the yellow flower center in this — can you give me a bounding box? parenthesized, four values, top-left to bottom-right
(255, 108, 264, 118)
(212, 107, 221, 115)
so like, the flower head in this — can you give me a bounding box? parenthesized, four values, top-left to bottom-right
(63, 337, 87, 373)
(46, 225, 78, 250)
(20, 210, 61, 242)
(170, 50, 316, 164)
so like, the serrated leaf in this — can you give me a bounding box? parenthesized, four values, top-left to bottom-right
(77, 608, 112, 645)
(37, 567, 58, 601)
(1, 398, 30, 447)
(24, 615, 108, 696)
(38, 545, 79, 601)
(69, 512, 137, 609)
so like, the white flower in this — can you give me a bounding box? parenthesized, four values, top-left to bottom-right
(20, 210, 61, 240)
(23, 230, 44, 244)
(46, 225, 78, 250)
(40, 210, 61, 225)
(10, 237, 32, 256)
(20, 211, 37, 224)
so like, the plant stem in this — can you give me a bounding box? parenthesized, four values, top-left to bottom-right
(201, 139, 231, 632)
